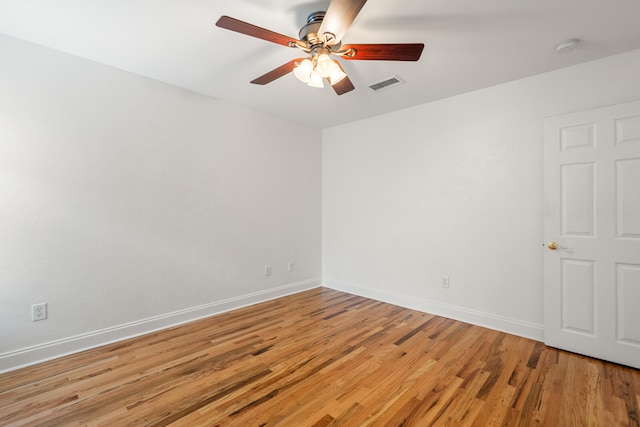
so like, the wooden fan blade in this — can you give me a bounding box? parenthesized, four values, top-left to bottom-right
(318, 0, 368, 44)
(216, 16, 300, 47)
(331, 75, 355, 95)
(330, 62, 355, 95)
(250, 58, 304, 85)
(341, 43, 424, 61)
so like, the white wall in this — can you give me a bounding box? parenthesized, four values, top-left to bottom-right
(0, 34, 322, 372)
(3, 30, 640, 374)
(323, 49, 640, 340)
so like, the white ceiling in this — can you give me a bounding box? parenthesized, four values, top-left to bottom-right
(1, 0, 640, 128)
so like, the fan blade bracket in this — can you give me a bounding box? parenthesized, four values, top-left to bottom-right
(322, 32, 339, 46)
(289, 41, 312, 53)
(334, 47, 357, 58)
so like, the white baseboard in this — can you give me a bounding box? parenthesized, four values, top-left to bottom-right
(323, 278, 544, 342)
(0, 279, 321, 374)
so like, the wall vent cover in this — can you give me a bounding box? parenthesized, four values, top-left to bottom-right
(368, 76, 404, 92)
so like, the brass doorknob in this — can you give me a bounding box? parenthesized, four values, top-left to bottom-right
(547, 241, 568, 250)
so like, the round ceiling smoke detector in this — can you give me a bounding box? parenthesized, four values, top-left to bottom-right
(555, 38, 581, 54)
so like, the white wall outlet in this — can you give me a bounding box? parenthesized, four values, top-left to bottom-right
(264, 265, 271, 276)
(288, 262, 294, 272)
(32, 303, 47, 321)
(442, 276, 450, 288)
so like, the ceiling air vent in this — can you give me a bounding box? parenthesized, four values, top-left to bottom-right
(368, 76, 404, 92)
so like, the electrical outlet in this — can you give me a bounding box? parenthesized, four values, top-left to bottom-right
(288, 262, 294, 272)
(265, 265, 271, 276)
(442, 276, 450, 288)
(32, 303, 47, 321)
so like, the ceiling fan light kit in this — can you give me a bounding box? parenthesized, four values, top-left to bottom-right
(292, 51, 347, 88)
(215, 0, 424, 95)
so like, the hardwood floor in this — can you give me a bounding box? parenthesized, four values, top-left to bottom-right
(1, 288, 639, 426)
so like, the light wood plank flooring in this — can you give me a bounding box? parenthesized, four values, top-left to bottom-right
(1, 288, 639, 426)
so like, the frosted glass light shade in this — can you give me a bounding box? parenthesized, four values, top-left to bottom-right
(316, 54, 332, 78)
(307, 70, 324, 88)
(293, 59, 313, 83)
(328, 61, 347, 84)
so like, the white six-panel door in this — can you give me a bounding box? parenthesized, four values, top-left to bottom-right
(544, 100, 640, 369)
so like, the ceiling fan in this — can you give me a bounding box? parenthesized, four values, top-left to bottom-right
(215, 0, 424, 95)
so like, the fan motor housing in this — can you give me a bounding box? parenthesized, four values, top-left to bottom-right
(299, 11, 325, 47)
